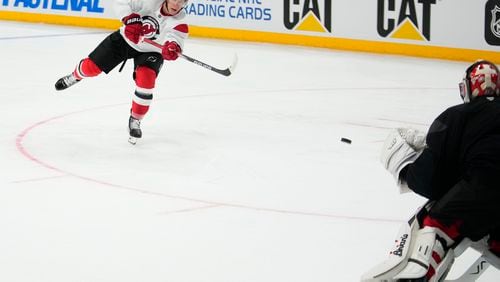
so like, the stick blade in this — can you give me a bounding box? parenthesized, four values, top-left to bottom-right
(216, 54, 238, 77)
(128, 136, 138, 145)
(229, 53, 238, 74)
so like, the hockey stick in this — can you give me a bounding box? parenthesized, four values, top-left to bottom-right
(444, 255, 490, 282)
(143, 38, 237, 76)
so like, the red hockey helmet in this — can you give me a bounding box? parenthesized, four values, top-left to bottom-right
(459, 60, 500, 103)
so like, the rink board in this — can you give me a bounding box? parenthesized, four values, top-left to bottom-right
(1, 0, 499, 62)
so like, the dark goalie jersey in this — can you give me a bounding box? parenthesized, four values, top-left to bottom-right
(401, 96, 500, 200)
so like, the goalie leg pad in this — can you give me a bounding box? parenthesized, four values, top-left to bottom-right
(361, 203, 432, 281)
(361, 202, 460, 282)
(393, 226, 454, 281)
(360, 220, 419, 281)
(362, 224, 455, 282)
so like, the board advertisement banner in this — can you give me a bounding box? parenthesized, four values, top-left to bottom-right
(1, 0, 499, 62)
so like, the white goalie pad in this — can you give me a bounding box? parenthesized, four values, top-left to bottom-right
(361, 210, 500, 282)
(361, 224, 456, 282)
(361, 213, 421, 281)
(393, 226, 455, 281)
(363, 197, 499, 282)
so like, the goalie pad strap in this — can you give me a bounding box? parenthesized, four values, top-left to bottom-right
(407, 258, 427, 269)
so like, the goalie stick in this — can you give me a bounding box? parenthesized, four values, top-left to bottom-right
(444, 255, 490, 282)
(143, 38, 237, 76)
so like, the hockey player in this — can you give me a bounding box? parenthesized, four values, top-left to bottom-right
(362, 60, 500, 281)
(55, 0, 189, 144)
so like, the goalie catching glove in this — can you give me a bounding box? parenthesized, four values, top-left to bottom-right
(380, 128, 426, 192)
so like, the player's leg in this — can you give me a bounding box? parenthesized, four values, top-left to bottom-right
(127, 52, 163, 143)
(55, 31, 129, 91)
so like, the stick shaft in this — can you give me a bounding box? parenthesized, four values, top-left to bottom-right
(445, 256, 489, 282)
(143, 38, 235, 76)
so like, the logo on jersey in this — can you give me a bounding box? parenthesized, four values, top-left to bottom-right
(142, 16, 160, 40)
(283, 0, 332, 33)
(377, 0, 437, 41)
(485, 1, 500, 45)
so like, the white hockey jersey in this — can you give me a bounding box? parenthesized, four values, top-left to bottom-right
(115, 0, 188, 53)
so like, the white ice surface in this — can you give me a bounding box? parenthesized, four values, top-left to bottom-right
(0, 21, 498, 281)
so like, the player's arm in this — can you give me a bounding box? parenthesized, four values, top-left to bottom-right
(115, 0, 145, 44)
(403, 109, 462, 200)
(161, 23, 189, 61)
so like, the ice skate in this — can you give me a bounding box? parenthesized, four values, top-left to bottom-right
(55, 73, 80, 91)
(128, 116, 142, 145)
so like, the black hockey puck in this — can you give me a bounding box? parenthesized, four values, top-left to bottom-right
(340, 137, 352, 144)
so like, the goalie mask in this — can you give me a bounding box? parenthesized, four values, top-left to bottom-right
(459, 60, 500, 103)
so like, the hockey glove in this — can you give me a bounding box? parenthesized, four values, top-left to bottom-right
(162, 41, 181, 61)
(380, 128, 426, 184)
(122, 13, 143, 44)
(399, 127, 427, 151)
